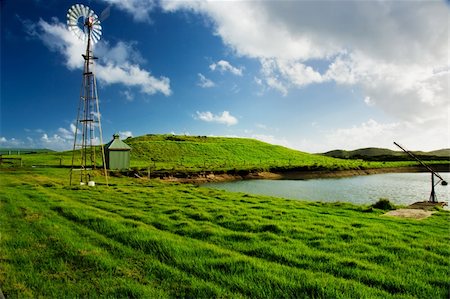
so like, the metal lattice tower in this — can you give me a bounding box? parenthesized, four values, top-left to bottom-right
(67, 4, 108, 186)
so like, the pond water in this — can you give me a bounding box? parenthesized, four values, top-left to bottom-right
(206, 172, 450, 207)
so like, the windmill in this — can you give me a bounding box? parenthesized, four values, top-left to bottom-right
(67, 4, 108, 186)
(394, 142, 447, 204)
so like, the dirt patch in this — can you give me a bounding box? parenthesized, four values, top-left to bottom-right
(244, 172, 283, 180)
(163, 173, 243, 184)
(384, 209, 435, 220)
(407, 201, 447, 210)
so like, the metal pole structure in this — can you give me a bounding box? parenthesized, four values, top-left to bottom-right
(430, 173, 436, 202)
(70, 15, 108, 186)
(394, 142, 447, 203)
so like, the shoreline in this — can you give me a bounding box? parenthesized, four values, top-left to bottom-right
(162, 164, 450, 184)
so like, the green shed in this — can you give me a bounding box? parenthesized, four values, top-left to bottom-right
(105, 134, 131, 170)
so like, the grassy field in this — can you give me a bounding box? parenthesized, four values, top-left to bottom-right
(1, 135, 440, 174)
(1, 167, 449, 298)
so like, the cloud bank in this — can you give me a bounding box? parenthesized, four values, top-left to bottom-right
(162, 0, 449, 150)
(162, 1, 448, 119)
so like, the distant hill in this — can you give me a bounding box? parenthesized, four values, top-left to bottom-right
(321, 147, 450, 161)
(0, 148, 55, 155)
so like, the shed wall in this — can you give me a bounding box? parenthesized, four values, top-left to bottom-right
(107, 150, 130, 170)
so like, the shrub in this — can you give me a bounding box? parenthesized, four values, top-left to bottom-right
(372, 198, 396, 210)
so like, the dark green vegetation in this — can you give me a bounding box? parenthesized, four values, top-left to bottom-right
(1, 168, 449, 298)
(322, 147, 450, 162)
(371, 198, 396, 211)
(1, 135, 441, 175)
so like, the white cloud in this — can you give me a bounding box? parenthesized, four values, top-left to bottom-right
(324, 119, 401, 150)
(260, 58, 324, 92)
(0, 137, 24, 147)
(96, 62, 171, 96)
(36, 17, 85, 70)
(121, 90, 134, 101)
(250, 134, 291, 148)
(96, 40, 146, 65)
(100, 0, 157, 23)
(40, 133, 74, 150)
(197, 73, 216, 88)
(1, 123, 101, 151)
(70, 123, 77, 134)
(26, 18, 171, 96)
(119, 131, 133, 139)
(209, 60, 243, 76)
(364, 96, 374, 107)
(323, 52, 449, 124)
(195, 111, 238, 126)
(276, 59, 323, 87)
(57, 127, 74, 140)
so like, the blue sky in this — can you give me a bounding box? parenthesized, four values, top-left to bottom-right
(1, 0, 449, 152)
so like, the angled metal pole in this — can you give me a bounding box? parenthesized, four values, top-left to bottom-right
(394, 142, 447, 203)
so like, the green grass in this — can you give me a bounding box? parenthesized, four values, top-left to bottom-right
(3, 134, 442, 174)
(1, 168, 449, 298)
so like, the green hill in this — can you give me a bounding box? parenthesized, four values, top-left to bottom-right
(322, 147, 450, 161)
(125, 134, 375, 171)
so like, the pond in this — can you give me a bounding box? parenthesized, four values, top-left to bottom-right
(206, 172, 450, 207)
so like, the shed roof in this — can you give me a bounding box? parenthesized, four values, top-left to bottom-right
(105, 134, 132, 150)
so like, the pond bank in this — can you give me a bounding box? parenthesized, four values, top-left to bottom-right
(161, 164, 449, 184)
